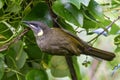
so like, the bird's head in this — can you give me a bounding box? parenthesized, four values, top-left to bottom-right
(23, 21, 49, 37)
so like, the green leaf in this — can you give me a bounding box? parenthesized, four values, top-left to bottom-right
(16, 51, 27, 69)
(13, 41, 27, 69)
(24, 31, 43, 59)
(111, 0, 120, 8)
(0, 58, 4, 80)
(115, 46, 120, 53)
(0, 23, 12, 42)
(83, 19, 98, 30)
(23, 3, 48, 20)
(50, 56, 70, 77)
(59, 19, 76, 34)
(0, 0, 4, 9)
(25, 44, 43, 59)
(26, 69, 48, 80)
(65, 4, 84, 27)
(5, 41, 27, 69)
(114, 35, 120, 45)
(5, 48, 16, 68)
(23, 2, 52, 27)
(2, 74, 16, 80)
(2, 73, 23, 80)
(0, 34, 6, 40)
(5, 3, 21, 13)
(81, 0, 90, 6)
(67, 0, 81, 9)
(88, 0, 104, 21)
(109, 24, 120, 35)
(53, 1, 83, 27)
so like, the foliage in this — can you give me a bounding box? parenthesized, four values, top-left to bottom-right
(0, 0, 120, 80)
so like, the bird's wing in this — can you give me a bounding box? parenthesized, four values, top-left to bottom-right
(61, 28, 88, 46)
(51, 28, 83, 55)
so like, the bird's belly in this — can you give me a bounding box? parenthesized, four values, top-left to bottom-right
(37, 40, 74, 55)
(36, 36, 81, 56)
(39, 43, 70, 55)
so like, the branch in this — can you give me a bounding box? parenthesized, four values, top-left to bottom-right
(0, 28, 30, 52)
(88, 16, 120, 43)
(65, 56, 77, 80)
(45, 0, 60, 27)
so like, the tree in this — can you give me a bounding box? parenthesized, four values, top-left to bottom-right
(0, 0, 120, 80)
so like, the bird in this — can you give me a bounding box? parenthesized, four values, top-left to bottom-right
(23, 21, 115, 61)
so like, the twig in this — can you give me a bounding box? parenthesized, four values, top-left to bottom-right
(88, 16, 120, 43)
(104, 15, 110, 20)
(6, 67, 24, 76)
(0, 28, 30, 52)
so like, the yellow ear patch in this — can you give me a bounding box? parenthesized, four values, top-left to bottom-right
(37, 30, 43, 36)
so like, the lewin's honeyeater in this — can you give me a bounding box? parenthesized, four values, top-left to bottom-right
(23, 21, 115, 61)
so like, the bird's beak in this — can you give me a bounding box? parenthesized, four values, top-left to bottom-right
(22, 21, 43, 36)
(22, 21, 37, 29)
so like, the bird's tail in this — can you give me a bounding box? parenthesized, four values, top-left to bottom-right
(83, 45, 115, 61)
